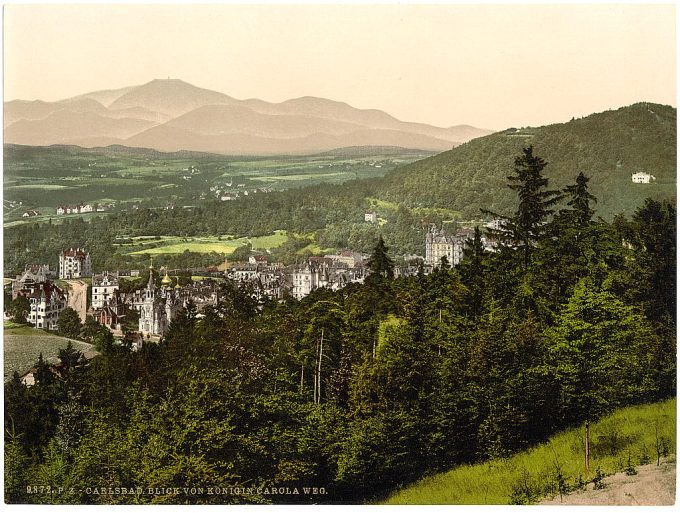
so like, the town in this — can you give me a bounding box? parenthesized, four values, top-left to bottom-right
(6, 224, 499, 342)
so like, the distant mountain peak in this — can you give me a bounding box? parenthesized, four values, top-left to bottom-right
(4, 79, 493, 154)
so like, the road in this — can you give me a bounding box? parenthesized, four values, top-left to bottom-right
(65, 279, 88, 322)
(540, 458, 676, 506)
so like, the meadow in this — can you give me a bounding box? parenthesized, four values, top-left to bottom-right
(383, 399, 676, 505)
(118, 230, 289, 255)
(3, 323, 94, 380)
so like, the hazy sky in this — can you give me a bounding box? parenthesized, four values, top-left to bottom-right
(3, 3, 676, 129)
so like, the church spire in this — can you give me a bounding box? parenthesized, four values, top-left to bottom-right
(147, 257, 155, 289)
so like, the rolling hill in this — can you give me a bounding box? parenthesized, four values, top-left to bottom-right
(376, 102, 676, 219)
(4, 110, 157, 146)
(4, 79, 493, 155)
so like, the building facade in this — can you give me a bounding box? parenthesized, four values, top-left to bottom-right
(58, 248, 92, 279)
(138, 269, 182, 336)
(425, 226, 492, 267)
(631, 171, 656, 184)
(425, 226, 465, 266)
(17, 281, 68, 330)
(92, 294, 124, 331)
(291, 259, 366, 300)
(12, 264, 52, 299)
(91, 271, 120, 309)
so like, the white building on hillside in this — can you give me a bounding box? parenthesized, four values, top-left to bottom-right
(364, 210, 378, 223)
(58, 248, 92, 279)
(632, 171, 656, 184)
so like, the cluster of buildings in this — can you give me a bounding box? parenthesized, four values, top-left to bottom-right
(215, 188, 272, 201)
(209, 181, 273, 202)
(11, 250, 96, 331)
(81, 266, 220, 337)
(222, 251, 368, 302)
(56, 203, 112, 215)
(122, 268, 218, 336)
(6, 249, 220, 338)
(7, 222, 502, 338)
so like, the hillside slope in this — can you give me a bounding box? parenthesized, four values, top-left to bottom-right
(539, 459, 675, 506)
(378, 103, 676, 219)
(383, 399, 676, 505)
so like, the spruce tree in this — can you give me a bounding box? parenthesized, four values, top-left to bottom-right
(484, 146, 562, 269)
(367, 235, 394, 279)
(562, 172, 596, 228)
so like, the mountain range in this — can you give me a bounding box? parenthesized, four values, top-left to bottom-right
(4, 79, 492, 155)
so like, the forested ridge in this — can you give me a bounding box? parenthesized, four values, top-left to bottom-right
(3, 102, 676, 275)
(5, 147, 675, 504)
(380, 102, 676, 218)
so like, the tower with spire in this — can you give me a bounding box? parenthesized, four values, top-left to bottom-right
(138, 261, 182, 337)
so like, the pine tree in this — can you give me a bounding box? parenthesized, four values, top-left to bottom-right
(546, 278, 658, 472)
(58, 340, 83, 377)
(484, 146, 562, 269)
(562, 172, 596, 228)
(367, 235, 394, 279)
(533, 172, 599, 307)
(4, 435, 28, 503)
(459, 226, 487, 317)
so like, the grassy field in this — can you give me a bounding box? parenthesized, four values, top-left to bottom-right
(366, 197, 400, 211)
(3, 323, 94, 380)
(383, 399, 676, 505)
(129, 240, 242, 255)
(123, 230, 289, 255)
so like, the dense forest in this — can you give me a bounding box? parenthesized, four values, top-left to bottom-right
(5, 147, 675, 504)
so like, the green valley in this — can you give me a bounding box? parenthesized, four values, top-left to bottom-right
(3, 144, 432, 227)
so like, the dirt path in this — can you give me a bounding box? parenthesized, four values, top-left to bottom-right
(540, 458, 676, 505)
(65, 279, 88, 322)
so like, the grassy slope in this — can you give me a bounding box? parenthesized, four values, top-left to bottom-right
(384, 399, 676, 504)
(3, 323, 94, 380)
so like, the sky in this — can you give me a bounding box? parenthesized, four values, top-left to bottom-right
(3, 3, 676, 130)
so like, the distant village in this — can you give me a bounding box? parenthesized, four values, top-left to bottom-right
(7, 224, 499, 344)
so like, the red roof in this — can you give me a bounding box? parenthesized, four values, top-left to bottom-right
(17, 281, 65, 300)
(62, 247, 88, 258)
